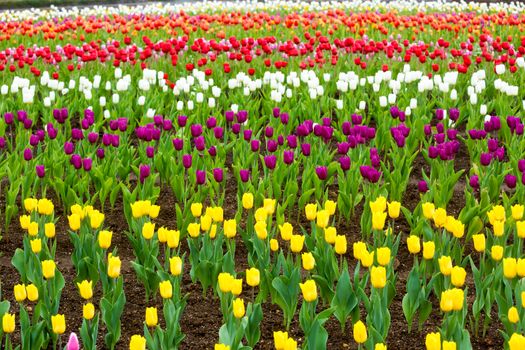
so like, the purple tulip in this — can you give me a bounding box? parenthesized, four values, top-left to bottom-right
(24, 148, 33, 161)
(17, 110, 27, 122)
(36, 165, 45, 178)
(81, 118, 90, 129)
(434, 133, 445, 144)
(237, 110, 248, 124)
(297, 124, 309, 137)
(265, 126, 274, 138)
(0, 137, 5, 149)
(277, 135, 284, 146)
(146, 146, 154, 158)
(424, 124, 432, 136)
(390, 106, 400, 119)
(280, 113, 289, 125)
(239, 169, 250, 182)
(517, 123, 524, 135)
(173, 138, 183, 151)
(505, 174, 517, 189)
(213, 168, 224, 182)
(435, 109, 444, 120)
(66, 333, 80, 350)
(47, 126, 57, 139)
(287, 135, 297, 148)
(351, 114, 362, 125)
(64, 142, 74, 154)
(225, 110, 235, 123)
(519, 159, 525, 173)
(487, 138, 498, 152)
(418, 180, 429, 193)
(153, 115, 164, 126)
(316, 166, 328, 180)
(495, 147, 505, 162)
(83, 158, 92, 171)
(428, 146, 438, 159)
(301, 143, 311, 156)
(4, 112, 13, 124)
(196, 170, 206, 185)
(96, 148, 105, 159)
(251, 140, 260, 152)
(283, 150, 294, 165)
(88, 132, 98, 144)
(447, 129, 458, 140)
(178, 115, 188, 127)
(272, 107, 280, 118)
(208, 146, 217, 157)
(264, 155, 277, 169)
(231, 123, 241, 134)
(109, 120, 118, 131)
(491, 116, 501, 131)
(337, 142, 349, 155)
(267, 140, 278, 153)
(244, 129, 253, 141)
(469, 175, 479, 189)
(449, 108, 460, 121)
(480, 153, 492, 166)
(182, 154, 192, 169)
(339, 156, 351, 171)
(23, 119, 33, 129)
(163, 119, 173, 131)
(206, 117, 217, 129)
(190, 124, 203, 137)
(71, 128, 84, 140)
(29, 134, 39, 146)
(139, 164, 150, 183)
(214, 127, 224, 140)
(70, 154, 82, 169)
(194, 136, 205, 151)
(322, 117, 331, 127)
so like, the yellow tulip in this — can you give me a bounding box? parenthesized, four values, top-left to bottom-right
(187, 222, 200, 238)
(37, 199, 54, 215)
(211, 207, 224, 222)
(487, 205, 506, 225)
(491, 245, 504, 261)
(264, 198, 276, 215)
(83, 303, 95, 320)
(167, 230, 180, 248)
(334, 235, 347, 255)
(370, 196, 387, 213)
(407, 235, 420, 254)
(30, 238, 42, 253)
(375, 343, 387, 350)
(422, 202, 435, 219)
(442, 340, 456, 350)
(14, 284, 26, 302)
(200, 215, 212, 231)
(376, 247, 391, 266)
(472, 234, 485, 252)
(254, 208, 267, 223)
(107, 255, 121, 278)
(274, 331, 289, 350)
(270, 239, 279, 251)
(218, 273, 234, 293)
(28, 221, 38, 236)
(451, 266, 466, 287)
(425, 332, 441, 350)
(45, 223, 56, 238)
(145, 307, 158, 327)
(224, 219, 237, 238)
(305, 203, 317, 221)
(20, 215, 30, 229)
(387, 201, 401, 218)
(142, 222, 155, 239)
(231, 279, 243, 296)
(509, 306, 519, 324)
(517, 259, 525, 277)
(284, 338, 298, 350)
(517, 221, 525, 238)
(159, 280, 173, 299)
(26, 284, 38, 301)
(77, 280, 93, 300)
(504, 258, 518, 279)
(71, 204, 85, 219)
(290, 235, 305, 253)
(422, 241, 435, 260)
(512, 204, 524, 220)
(98, 230, 112, 249)
(215, 345, 230, 350)
(279, 222, 293, 241)
(353, 241, 367, 260)
(372, 211, 387, 230)
(433, 207, 447, 228)
(209, 224, 217, 239)
(2, 313, 15, 333)
(324, 200, 337, 215)
(170, 257, 182, 276)
(438, 256, 453, 276)
(371, 266, 387, 289)
(246, 267, 260, 287)
(316, 209, 329, 228)
(149, 205, 160, 219)
(68, 213, 81, 231)
(157, 227, 168, 243)
(233, 298, 245, 318)
(299, 280, 317, 302)
(324, 227, 336, 244)
(242, 193, 254, 210)
(255, 221, 268, 240)
(353, 320, 368, 344)
(89, 210, 104, 229)
(129, 334, 146, 350)
(301, 252, 315, 271)
(191, 203, 203, 217)
(42, 260, 56, 279)
(51, 314, 66, 334)
(24, 198, 38, 212)
(360, 251, 374, 268)
(509, 333, 525, 350)
(493, 220, 504, 237)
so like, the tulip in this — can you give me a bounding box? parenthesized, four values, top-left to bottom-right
(509, 306, 519, 324)
(242, 193, 253, 209)
(28, 221, 38, 236)
(451, 266, 466, 287)
(418, 180, 429, 193)
(246, 267, 260, 287)
(324, 227, 337, 244)
(316, 209, 329, 228)
(36, 165, 45, 178)
(334, 235, 347, 255)
(290, 234, 305, 253)
(188, 222, 200, 238)
(491, 245, 504, 261)
(239, 169, 250, 182)
(315, 166, 328, 180)
(353, 320, 367, 344)
(129, 335, 147, 350)
(83, 303, 95, 320)
(512, 205, 524, 220)
(108, 255, 121, 278)
(376, 247, 391, 266)
(45, 222, 56, 238)
(372, 211, 387, 230)
(98, 230, 112, 249)
(14, 284, 26, 302)
(142, 222, 155, 239)
(407, 235, 420, 254)
(215, 344, 230, 350)
(26, 284, 38, 301)
(30, 238, 42, 253)
(425, 332, 441, 350)
(218, 273, 234, 293)
(233, 298, 245, 318)
(387, 201, 401, 218)
(213, 168, 224, 182)
(472, 234, 485, 252)
(66, 333, 80, 350)
(153, 279, 172, 301)
(2, 314, 15, 333)
(301, 252, 315, 271)
(422, 241, 435, 260)
(375, 344, 387, 350)
(371, 266, 387, 289)
(42, 260, 56, 279)
(509, 333, 525, 350)
(438, 256, 453, 275)
(305, 203, 317, 221)
(503, 258, 518, 279)
(224, 219, 237, 238)
(299, 280, 317, 302)
(52, 314, 66, 334)
(77, 280, 93, 300)
(145, 307, 158, 327)
(196, 170, 206, 184)
(270, 239, 279, 251)
(264, 155, 276, 169)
